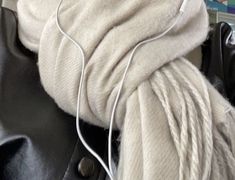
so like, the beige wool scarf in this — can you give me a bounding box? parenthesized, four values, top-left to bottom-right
(15, 0, 235, 179)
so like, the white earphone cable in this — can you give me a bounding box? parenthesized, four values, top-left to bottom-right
(56, 0, 114, 180)
(107, 0, 188, 174)
(55, 0, 188, 179)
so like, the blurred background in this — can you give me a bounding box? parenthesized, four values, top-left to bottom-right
(206, 0, 235, 36)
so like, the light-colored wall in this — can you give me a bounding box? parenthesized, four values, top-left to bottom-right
(185, 47, 202, 69)
(2, 0, 18, 11)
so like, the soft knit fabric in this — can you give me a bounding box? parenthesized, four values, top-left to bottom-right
(13, 0, 202, 66)
(16, 0, 59, 52)
(17, 0, 235, 179)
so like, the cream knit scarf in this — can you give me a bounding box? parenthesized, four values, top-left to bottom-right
(16, 0, 235, 179)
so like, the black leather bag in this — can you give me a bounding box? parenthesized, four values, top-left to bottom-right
(202, 22, 235, 105)
(0, 5, 107, 180)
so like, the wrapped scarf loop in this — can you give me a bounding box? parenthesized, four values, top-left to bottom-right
(15, 0, 235, 179)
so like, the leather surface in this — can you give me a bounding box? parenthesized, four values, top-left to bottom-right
(0, 6, 107, 180)
(202, 22, 235, 105)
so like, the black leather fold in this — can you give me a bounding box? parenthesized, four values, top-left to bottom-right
(0, 6, 107, 180)
(202, 22, 235, 105)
